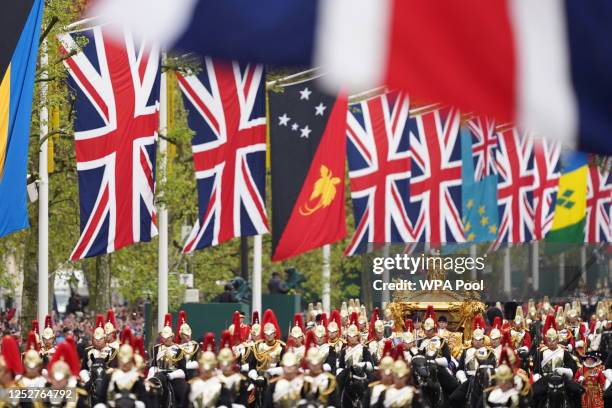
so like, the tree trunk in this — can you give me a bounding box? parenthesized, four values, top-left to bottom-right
(21, 214, 40, 337)
(88, 254, 112, 313)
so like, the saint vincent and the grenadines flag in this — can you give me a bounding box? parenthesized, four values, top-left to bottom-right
(270, 79, 347, 261)
(0, 0, 44, 238)
(545, 152, 588, 245)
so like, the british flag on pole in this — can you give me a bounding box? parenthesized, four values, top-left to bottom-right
(61, 22, 160, 260)
(408, 106, 465, 244)
(177, 58, 268, 252)
(345, 91, 420, 255)
(532, 139, 561, 240)
(492, 126, 536, 248)
(585, 161, 611, 243)
(466, 116, 498, 182)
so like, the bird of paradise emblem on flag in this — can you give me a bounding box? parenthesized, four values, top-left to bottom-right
(299, 165, 341, 216)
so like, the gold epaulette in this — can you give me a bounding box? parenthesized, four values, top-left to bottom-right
(76, 387, 89, 396)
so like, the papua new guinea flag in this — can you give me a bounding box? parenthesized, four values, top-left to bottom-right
(270, 78, 347, 261)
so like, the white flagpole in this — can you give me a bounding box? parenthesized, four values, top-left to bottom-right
(38, 39, 49, 326)
(470, 244, 478, 280)
(559, 252, 565, 287)
(252, 235, 263, 315)
(532, 241, 539, 291)
(322, 244, 331, 313)
(503, 246, 511, 297)
(580, 245, 587, 283)
(157, 55, 169, 331)
(382, 244, 390, 306)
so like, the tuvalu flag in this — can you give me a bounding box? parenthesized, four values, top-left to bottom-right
(0, 0, 44, 238)
(270, 79, 347, 261)
(545, 151, 588, 247)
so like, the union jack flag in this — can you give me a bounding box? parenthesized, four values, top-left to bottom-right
(409, 106, 465, 244)
(345, 91, 418, 255)
(61, 23, 160, 260)
(585, 161, 611, 243)
(466, 116, 497, 181)
(492, 126, 535, 248)
(177, 58, 268, 252)
(532, 139, 561, 240)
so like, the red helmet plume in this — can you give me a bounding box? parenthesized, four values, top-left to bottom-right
(293, 313, 305, 333)
(106, 309, 117, 329)
(320, 312, 328, 327)
(499, 347, 518, 370)
(425, 305, 436, 321)
(424, 305, 437, 330)
(163, 313, 172, 328)
(543, 314, 557, 336)
(231, 311, 242, 344)
(492, 316, 502, 330)
(328, 310, 342, 335)
(349, 311, 359, 327)
(120, 326, 134, 345)
(304, 330, 317, 351)
(262, 309, 281, 339)
(501, 330, 512, 348)
(367, 308, 380, 341)
(1, 336, 23, 375)
(202, 332, 216, 353)
(393, 343, 406, 361)
(404, 319, 414, 333)
(175, 310, 188, 343)
(252, 311, 260, 325)
(95, 314, 105, 329)
(133, 336, 145, 357)
(240, 325, 251, 342)
(473, 314, 486, 331)
(382, 339, 393, 358)
(286, 335, 298, 349)
(49, 341, 80, 376)
(31, 320, 40, 335)
(220, 330, 233, 350)
(64, 335, 77, 350)
(25, 330, 40, 352)
(44, 314, 53, 330)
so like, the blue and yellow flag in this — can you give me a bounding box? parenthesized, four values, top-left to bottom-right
(0, 0, 44, 238)
(545, 151, 588, 245)
(460, 127, 499, 243)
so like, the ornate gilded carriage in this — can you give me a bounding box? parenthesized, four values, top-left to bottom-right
(384, 258, 486, 358)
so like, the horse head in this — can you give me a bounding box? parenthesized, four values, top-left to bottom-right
(546, 373, 567, 407)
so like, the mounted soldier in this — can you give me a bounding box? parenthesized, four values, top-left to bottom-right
(175, 311, 200, 381)
(148, 313, 188, 408)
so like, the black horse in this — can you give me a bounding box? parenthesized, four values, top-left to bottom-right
(465, 364, 495, 408)
(111, 388, 143, 408)
(90, 357, 109, 406)
(145, 372, 176, 408)
(337, 365, 369, 408)
(411, 355, 445, 408)
(533, 373, 583, 408)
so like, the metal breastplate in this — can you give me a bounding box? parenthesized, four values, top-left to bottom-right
(189, 378, 222, 408)
(542, 348, 564, 374)
(180, 340, 199, 361)
(384, 386, 415, 408)
(254, 341, 283, 370)
(344, 345, 364, 366)
(157, 345, 182, 371)
(273, 377, 303, 408)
